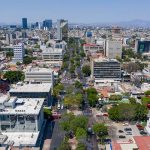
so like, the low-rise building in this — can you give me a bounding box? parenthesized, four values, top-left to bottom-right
(0, 94, 44, 147)
(25, 67, 54, 85)
(42, 47, 64, 66)
(9, 82, 52, 106)
(83, 43, 104, 56)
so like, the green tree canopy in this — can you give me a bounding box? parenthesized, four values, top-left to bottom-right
(70, 116, 88, 133)
(75, 81, 83, 89)
(129, 97, 136, 104)
(75, 127, 87, 140)
(53, 83, 64, 97)
(108, 103, 148, 121)
(144, 90, 150, 96)
(93, 123, 108, 138)
(23, 56, 33, 65)
(87, 88, 98, 107)
(109, 94, 122, 101)
(82, 65, 91, 77)
(4, 71, 25, 84)
(76, 143, 87, 150)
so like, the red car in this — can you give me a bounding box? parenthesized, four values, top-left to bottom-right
(147, 104, 150, 109)
(103, 113, 109, 117)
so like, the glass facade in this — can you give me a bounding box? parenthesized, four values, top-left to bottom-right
(22, 18, 28, 29)
(137, 41, 150, 53)
(93, 61, 121, 79)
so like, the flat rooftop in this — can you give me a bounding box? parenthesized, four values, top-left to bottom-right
(25, 67, 53, 73)
(10, 83, 52, 93)
(93, 57, 120, 63)
(0, 94, 9, 104)
(42, 47, 63, 54)
(2, 132, 39, 147)
(1, 97, 44, 115)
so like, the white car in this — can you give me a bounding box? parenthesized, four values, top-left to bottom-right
(61, 104, 64, 110)
(57, 104, 61, 110)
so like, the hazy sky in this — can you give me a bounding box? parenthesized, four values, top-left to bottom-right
(0, 0, 150, 23)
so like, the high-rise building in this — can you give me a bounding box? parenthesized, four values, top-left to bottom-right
(43, 19, 52, 30)
(13, 43, 25, 63)
(22, 18, 28, 29)
(105, 40, 122, 59)
(135, 40, 150, 54)
(57, 19, 68, 41)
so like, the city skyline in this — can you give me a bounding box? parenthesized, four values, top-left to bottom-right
(0, 0, 150, 24)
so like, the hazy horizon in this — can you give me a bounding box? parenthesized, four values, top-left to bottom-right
(0, 0, 150, 24)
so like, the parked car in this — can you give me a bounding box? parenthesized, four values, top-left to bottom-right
(123, 122, 129, 126)
(126, 132, 132, 135)
(118, 130, 124, 133)
(140, 130, 147, 135)
(124, 128, 132, 131)
(119, 135, 126, 138)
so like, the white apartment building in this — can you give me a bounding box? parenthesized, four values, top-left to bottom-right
(0, 94, 44, 147)
(25, 67, 54, 85)
(13, 43, 25, 63)
(105, 40, 122, 59)
(42, 47, 64, 65)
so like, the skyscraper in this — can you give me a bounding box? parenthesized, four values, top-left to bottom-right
(22, 18, 28, 29)
(57, 19, 68, 41)
(43, 19, 52, 30)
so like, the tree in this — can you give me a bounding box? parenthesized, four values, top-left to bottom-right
(93, 123, 108, 138)
(76, 143, 86, 150)
(135, 104, 148, 121)
(16, 62, 21, 66)
(108, 106, 121, 121)
(6, 51, 14, 59)
(88, 93, 98, 107)
(70, 116, 88, 133)
(60, 112, 75, 132)
(108, 103, 143, 121)
(75, 127, 87, 140)
(141, 97, 150, 106)
(3, 71, 25, 84)
(109, 94, 122, 101)
(144, 90, 150, 96)
(64, 93, 83, 109)
(70, 65, 75, 74)
(116, 56, 122, 62)
(80, 51, 86, 58)
(87, 88, 98, 107)
(58, 139, 71, 150)
(44, 107, 52, 119)
(82, 65, 91, 77)
(129, 97, 136, 104)
(23, 56, 33, 65)
(75, 81, 83, 89)
(53, 83, 64, 97)
(62, 62, 68, 70)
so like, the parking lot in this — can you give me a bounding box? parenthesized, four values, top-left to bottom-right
(111, 122, 141, 142)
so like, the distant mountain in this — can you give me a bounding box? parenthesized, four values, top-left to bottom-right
(114, 20, 150, 27)
(69, 20, 150, 28)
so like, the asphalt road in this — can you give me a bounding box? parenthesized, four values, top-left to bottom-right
(50, 109, 66, 150)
